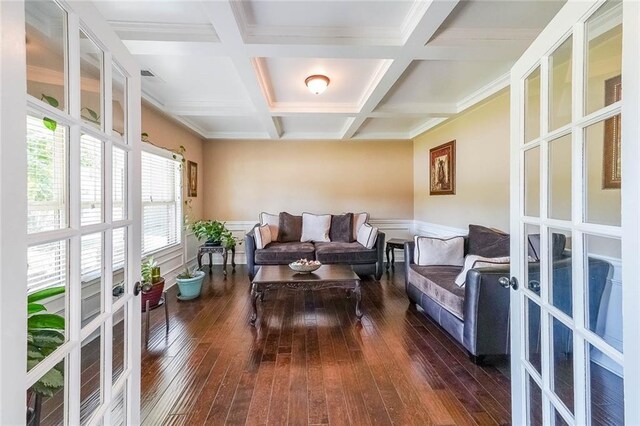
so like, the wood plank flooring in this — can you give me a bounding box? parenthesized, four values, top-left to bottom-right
(140, 265, 512, 425)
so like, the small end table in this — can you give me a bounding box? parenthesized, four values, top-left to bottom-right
(197, 244, 236, 275)
(385, 238, 410, 270)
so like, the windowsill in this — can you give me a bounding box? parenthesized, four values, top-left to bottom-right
(143, 242, 183, 260)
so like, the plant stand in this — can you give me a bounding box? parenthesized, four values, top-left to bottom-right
(144, 289, 169, 348)
(197, 244, 236, 275)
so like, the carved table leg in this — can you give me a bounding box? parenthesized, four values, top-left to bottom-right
(385, 245, 391, 270)
(208, 253, 213, 274)
(391, 247, 396, 270)
(250, 283, 260, 326)
(197, 252, 202, 270)
(231, 246, 236, 271)
(223, 249, 228, 276)
(354, 281, 363, 320)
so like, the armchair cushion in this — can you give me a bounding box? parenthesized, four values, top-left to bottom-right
(414, 236, 464, 267)
(455, 255, 510, 286)
(255, 241, 315, 264)
(315, 242, 378, 264)
(467, 224, 510, 257)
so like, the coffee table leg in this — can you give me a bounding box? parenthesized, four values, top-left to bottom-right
(354, 281, 363, 320)
(250, 282, 260, 326)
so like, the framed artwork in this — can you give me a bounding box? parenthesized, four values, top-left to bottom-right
(187, 160, 198, 197)
(429, 140, 456, 195)
(603, 75, 621, 189)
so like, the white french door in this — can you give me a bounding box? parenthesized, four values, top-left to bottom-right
(0, 1, 142, 424)
(509, 1, 640, 425)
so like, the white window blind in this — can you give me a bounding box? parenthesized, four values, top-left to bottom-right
(27, 240, 67, 293)
(112, 146, 126, 221)
(141, 149, 182, 255)
(27, 115, 68, 234)
(80, 134, 103, 225)
(81, 233, 102, 281)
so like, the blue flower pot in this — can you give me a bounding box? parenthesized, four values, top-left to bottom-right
(176, 270, 205, 300)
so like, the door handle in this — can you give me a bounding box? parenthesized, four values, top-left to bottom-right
(498, 276, 519, 290)
(133, 281, 153, 296)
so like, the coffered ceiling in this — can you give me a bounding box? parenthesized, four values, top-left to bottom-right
(95, 0, 565, 140)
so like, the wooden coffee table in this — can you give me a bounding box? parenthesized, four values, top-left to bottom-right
(250, 264, 362, 326)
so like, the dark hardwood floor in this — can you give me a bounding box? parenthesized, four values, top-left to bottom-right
(140, 264, 512, 425)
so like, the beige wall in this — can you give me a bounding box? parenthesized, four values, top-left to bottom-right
(413, 90, 511, 231)
(141, 103, 205, 221)
(202, 139, 414, 221)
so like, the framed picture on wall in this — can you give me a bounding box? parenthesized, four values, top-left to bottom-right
(187, 160, 198, 197)
(429, 140, 456, 195)
(603, 75, 621, 189)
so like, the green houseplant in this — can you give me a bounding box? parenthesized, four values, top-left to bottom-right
(190, 220, 238, 248)
(141, 257, 164, 310)
(175, 266, 206, 300)
(27, 286, 66, 426)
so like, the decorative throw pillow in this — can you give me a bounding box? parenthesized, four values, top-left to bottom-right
(260, 212, 279, 241)
(254, 224, 272, 249)
(278, 212, 302, 242)
(351, 212, 369, 241)
(356, 223, 378, 249)
(455, 255, 510, 287)
(329, 213, 353, 243)
(414, 236, 464, 267)
(527, 233, 567, 261)
(300, 213, 331, 242)
(467, 224, 510, 258)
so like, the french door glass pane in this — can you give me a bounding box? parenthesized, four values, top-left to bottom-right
(525, 147, 541, 217)
(551, 317, 574, 413)
(27, 116, 68, 233)
(584, 235, 622, 351)
(111, 386, 126, 426)
(81, 233, 103, 326)
(549, 228, 572, 317)
(79, 30, 103, 130)
(112, 147, 127, 221)
(588, 344, 624, 425)
(585, 0, 622, 116)
(584, 117, 621, 226)
(80, 329, 102, 424)
(81, 134, 103, 225)
(25, 0, 67, 111)
(554, 409, 570, 426)
(549, 37, 572, 131)
(528, 374, 543, 426)
(548, 134, 572, 220)
(27, 359, 66, 426)
(526, 297, 542, 375)
(112, 227, 127, 303)
(525, 67, 541, 143)
(112, 65, 126, 137)
(112, 308, 126, 384)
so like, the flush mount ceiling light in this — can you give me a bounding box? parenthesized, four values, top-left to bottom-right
(305, 74, 330, 95)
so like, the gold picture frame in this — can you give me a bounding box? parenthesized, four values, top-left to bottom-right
(429, 140, 456, 195)
(187, 160, 198, 197)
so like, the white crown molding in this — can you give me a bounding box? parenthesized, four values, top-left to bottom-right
(455, 72, 510, 113)
(430, 28, 542, 45)
(408, 118, 448, 139)
(352, 131, 411, 140)
(204, 131, 271, 140)
(109, 20, 219, 42)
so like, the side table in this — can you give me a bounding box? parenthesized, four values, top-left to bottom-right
(197, 244, 236, 275)
(386, 238, 411, 270)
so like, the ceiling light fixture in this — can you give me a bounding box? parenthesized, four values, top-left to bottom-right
(305, 74, 330, 95)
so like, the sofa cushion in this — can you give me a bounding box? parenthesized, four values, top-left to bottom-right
(260, 212, 279, 241)
(314, 242, 378, 264)
(254, 224, 272, 249)
(301, 212, 331, 242)
(467, 224, 510, 257)
(528, 233, 567, 261)
(255, 241, 315, 264)
(330, 213, 353, 243)
(356, 223, 378, 249)
(408, 265, 465, 320)
(414, 236, 464, 266)
(278, 212, 302, 242)
(351, 212, 369, 241)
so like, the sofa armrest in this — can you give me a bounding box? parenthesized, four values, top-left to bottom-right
(244, 224, 260, 279)
(462, 265, 511, 356)
(373, 231, 386, 280)
(404, 241, 415, 293)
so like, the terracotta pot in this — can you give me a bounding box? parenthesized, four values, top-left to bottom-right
(141, 278, 165, 311)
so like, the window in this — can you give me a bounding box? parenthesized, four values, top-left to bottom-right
(141, 148, 182, 255)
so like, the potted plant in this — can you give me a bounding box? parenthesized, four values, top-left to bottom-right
(191, 220, 238, 248)
(26, 286, 66, 426)
(141, 257, 164, 310)
(175, 266, 206, 300)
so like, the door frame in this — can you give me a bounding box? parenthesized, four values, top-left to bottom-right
(509, 0, 640, 424)
(0, 1, 142, 424)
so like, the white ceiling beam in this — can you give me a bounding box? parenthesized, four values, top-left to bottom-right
(109, 21, 219, 42)
(340, 0, 460, 139)
(199, 0, 282, 139)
